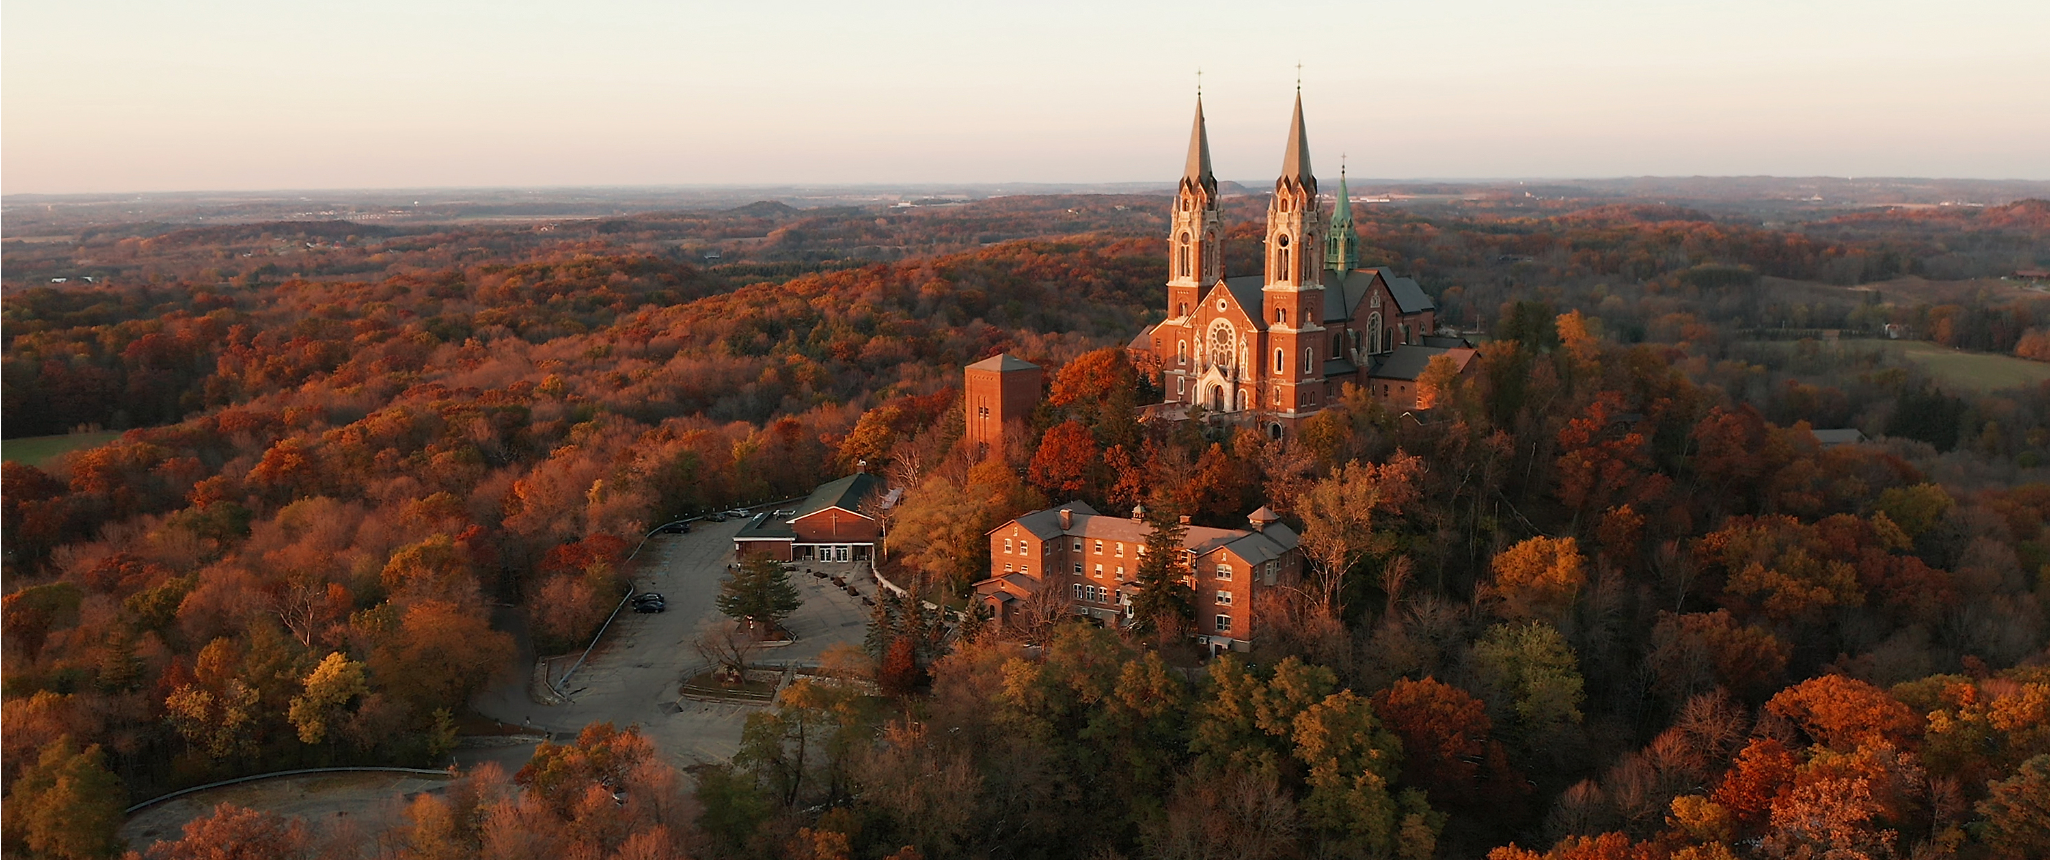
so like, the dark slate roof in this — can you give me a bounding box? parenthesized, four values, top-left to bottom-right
(735, 512, 796, 541)
(1368, 345, 1453, 381)
(1324, 269, 1373, 322)
(1323, 357, 1359, 377)
(966, 354, 1039, 372)
(1387, 277, 1434, 314)
(1004, 500, 1102, 540)
(1221, 277, 1268, 329)
(1420, 334, 1472, 349)
(1128, 323, 1157, 351)
(796, 472, 884, 519)
(1811, 428, 1869, 446)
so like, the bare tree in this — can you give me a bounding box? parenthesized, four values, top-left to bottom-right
(693, 619, 762, 685)
(1010, 583, 1074, 645)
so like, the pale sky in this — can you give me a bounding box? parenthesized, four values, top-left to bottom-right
(5, 0, 2046, 194)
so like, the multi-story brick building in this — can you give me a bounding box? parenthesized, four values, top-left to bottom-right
(973, 501, 1302, 653)
(1134, 93, 1472, 435)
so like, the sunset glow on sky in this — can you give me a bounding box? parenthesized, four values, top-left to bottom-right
(5, 0, 2046, 194)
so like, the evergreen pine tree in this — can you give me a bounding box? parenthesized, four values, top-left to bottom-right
(717, 556, 803, 634)
(1130, 506, 1195, 638)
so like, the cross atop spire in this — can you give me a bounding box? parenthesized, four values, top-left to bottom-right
(1279, 90, 1314, 189)
(1182, 95, 1215, 193)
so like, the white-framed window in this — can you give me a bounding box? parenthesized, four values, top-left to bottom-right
(1274, 348, 1284, 374)
(1020, 564, 1029, 575)
(1094, 564, 1104, 578)
(1177, 376, 1186, 395)
(1115, 566, 1125, 580)
(1004, 538, 1013, 554)
(1178, 340, 1188, 365)
(1073, 563, 1083, 575)
(1072, 584, 1084, 601)
(1115, 542, 1125, 557)
(1216, 590, 1234, 606)
(1216, 563, 1233, 581)
(1094, 541, 1103, 555)
(1304, 347, 1313, 372)
(1276, 308, 1287, 325)
(1005, 563, 1013, 572)
(1073, 539, 1082, 552)
(1215, 614, 1233, 633)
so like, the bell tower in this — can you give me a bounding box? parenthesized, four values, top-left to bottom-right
(1168, 95, 1221, 324)
(1262, 91, 1326, 418)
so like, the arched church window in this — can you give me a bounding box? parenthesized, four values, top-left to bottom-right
(1177, 340, 1188, 365)
(1276, 308, 1286, 325)
(1367, 314, 1382, 355)
(1177, 233, 1190, 278)
(1304, 346, 1314, 374)
(1277, 248, 1290, 283)
(1273, 347, 1284, 375)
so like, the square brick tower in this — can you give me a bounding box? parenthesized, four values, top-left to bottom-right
(965, 354, 1042, 458)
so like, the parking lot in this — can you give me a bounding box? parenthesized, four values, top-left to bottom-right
(470, 515, 872, 765)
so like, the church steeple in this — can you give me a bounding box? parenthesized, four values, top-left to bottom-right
(1182, 96, 1215, 196)
(1326, 162, 1360, 274)
(1264, 90, 1323, 290)
(1167, 93, 1223, 320)
(1278, 92, 1315, 194)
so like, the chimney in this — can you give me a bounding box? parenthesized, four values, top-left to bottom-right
(1179, 515, 1192, 525)
(1059, 508, 1073, 530)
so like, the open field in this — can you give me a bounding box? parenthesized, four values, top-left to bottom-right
(1888, 340, 2050, 392)
(1, 430, 122, 468)
(1744, 339, 2050, 392)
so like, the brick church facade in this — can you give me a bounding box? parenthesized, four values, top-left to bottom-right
(1133, 94, 1473, 435)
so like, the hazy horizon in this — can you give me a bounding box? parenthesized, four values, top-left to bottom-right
(7, 0, 2047, 195)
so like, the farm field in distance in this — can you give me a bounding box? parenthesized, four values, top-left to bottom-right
(1, 430, 123, 468)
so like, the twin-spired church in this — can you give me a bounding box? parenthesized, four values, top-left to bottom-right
(1133, 93, 1475, 438)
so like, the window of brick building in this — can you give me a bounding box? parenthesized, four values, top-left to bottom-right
(1215, 614, 1232, 633)
(1216, 563, 1233, 580)
(1216, 590, 1234, 605)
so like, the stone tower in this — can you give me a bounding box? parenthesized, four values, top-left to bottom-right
(1261, 92, 1327, 417)
(1167, 96, 1223, 326)
(964, 354, 1042, 458)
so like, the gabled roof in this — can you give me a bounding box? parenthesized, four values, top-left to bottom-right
(1387, 277, 1435, 314)
(1000, 500, 1103, 540)
(992, 501, 1300, 561)
(1324, 268, 1382, 322)
(966, 354, 1039, 373)
(1220, 276, 1268, 330)
(1368, 345, 1474, 381)
(735, 512, 796, 541)
(1128, 323, 1158, 351)
(1420, 334, 1472, 349)
(793, 472, 884, 520)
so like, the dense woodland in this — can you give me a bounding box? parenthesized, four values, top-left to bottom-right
(3, 193, 2049, 860)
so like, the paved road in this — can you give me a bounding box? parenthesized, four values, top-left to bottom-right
(470, 516, 872, 766)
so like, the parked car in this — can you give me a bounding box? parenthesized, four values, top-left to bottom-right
(633, 592, 666, 605)
(724, 509, 750, 518)
(659, 522, 690, 534)
(772, 509, 796, 517)
(632, 599, 665, 614)
(707, 513, 728, 522)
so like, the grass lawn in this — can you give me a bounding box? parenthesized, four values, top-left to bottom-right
(1887, 341, 2050, 393)
(1, 431, 123, 468)
(1742, 340, 2050, 394)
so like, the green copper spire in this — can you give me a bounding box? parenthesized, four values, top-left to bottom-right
(1326, 161, 1360, 274)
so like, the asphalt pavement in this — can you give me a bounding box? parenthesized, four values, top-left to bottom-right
(469, 516, 872, 766)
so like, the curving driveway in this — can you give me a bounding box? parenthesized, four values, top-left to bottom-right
(470, 516, 872, 765)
